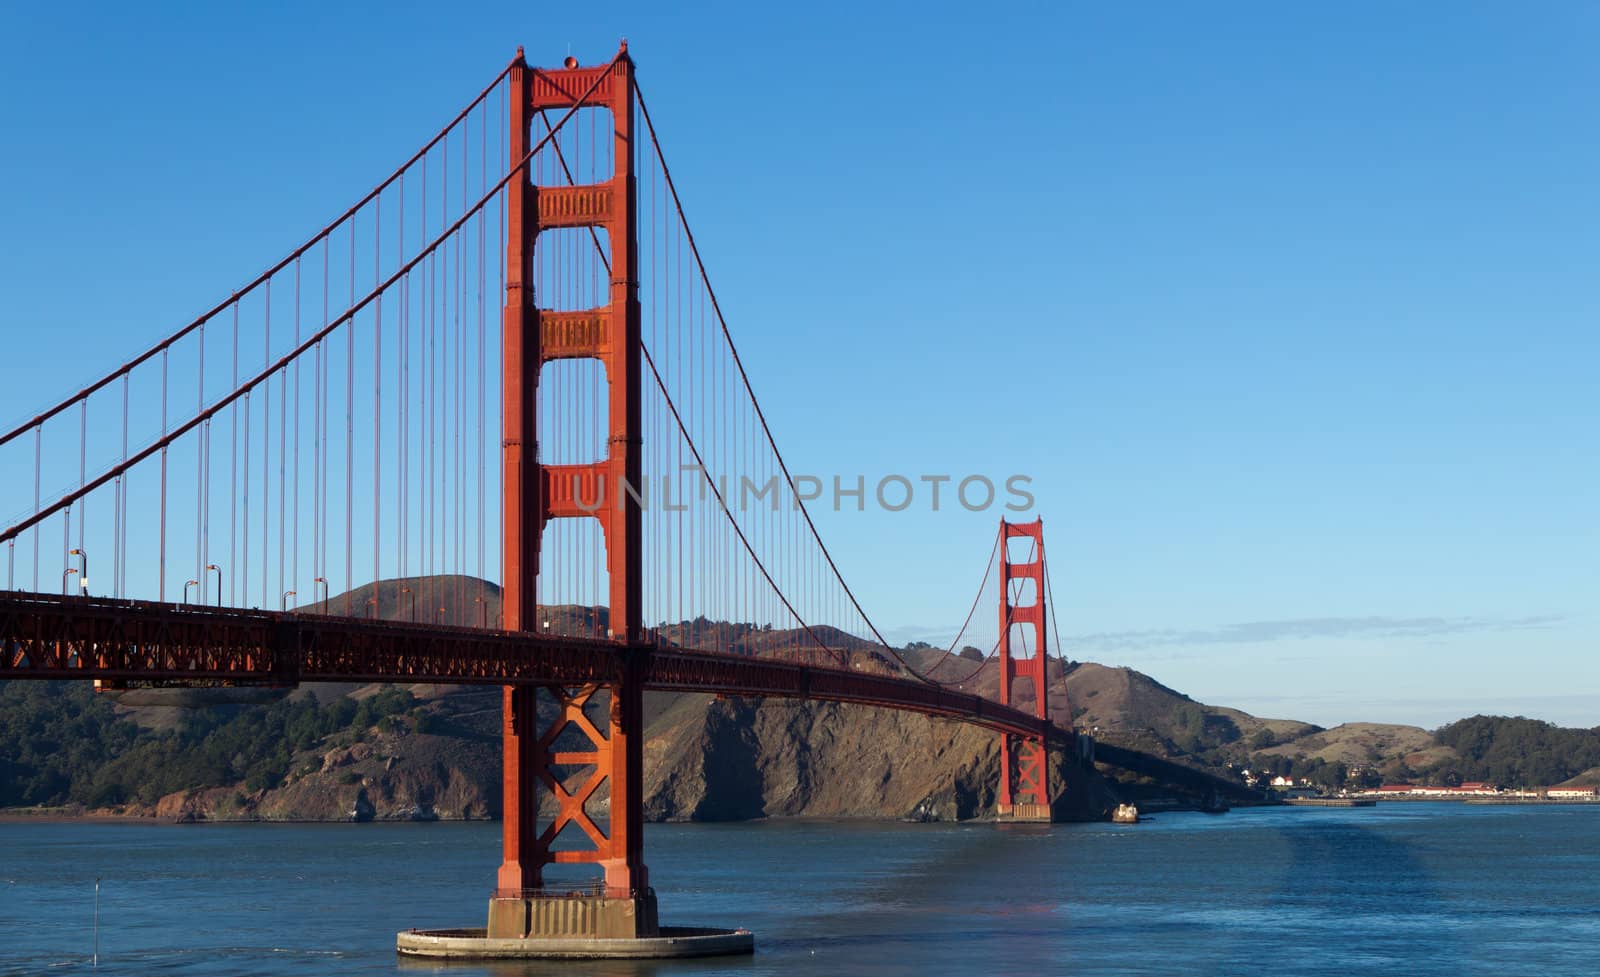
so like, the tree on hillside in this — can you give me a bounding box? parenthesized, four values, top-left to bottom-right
(1427, 715, 1600, 787)
(0, 680, 424, 808)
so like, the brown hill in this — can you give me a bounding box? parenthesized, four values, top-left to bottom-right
(642, 693, 1118, 821)
(139, 680, 1122, 823)
(1252, 722, 1455, 771)
(1556, 767, 1600, 788)
(1061, 663, 1315, 752)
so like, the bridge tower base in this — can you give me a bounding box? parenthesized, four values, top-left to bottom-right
(486, 890, 660, 940)
(397, 925, 753, 960)
(998, 801, 1053, 823)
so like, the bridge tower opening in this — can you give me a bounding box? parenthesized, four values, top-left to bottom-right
(493, 45, 653, 940)
(997, 517, 1052, 821)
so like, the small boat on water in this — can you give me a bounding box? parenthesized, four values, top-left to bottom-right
(1112, 803, 1139, 824)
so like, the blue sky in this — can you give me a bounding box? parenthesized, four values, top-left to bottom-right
(1, 3, 1595, 728)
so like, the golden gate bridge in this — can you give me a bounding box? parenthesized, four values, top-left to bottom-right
(0, 43, 1249, 958)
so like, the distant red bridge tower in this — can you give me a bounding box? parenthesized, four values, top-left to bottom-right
(997, 517, 1052, 820)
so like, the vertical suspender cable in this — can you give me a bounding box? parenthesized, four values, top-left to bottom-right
(196, 324, 205, 589)
(122, 377, 130, 596)
(159, 349, 168, 601)
(421, 159, 431, 609)
(243, 379, 251, 606)
(478, 98, 487, 624)
(497, 81, 507, 617)
(32, 425, 41, 592)
(78, 399, 87, 570)
(231, 303, 239, 605)
(293, 257, 302, 603)
(459, 122, 468, 624)
(263, 283, 272, 608)
(374, 184, 384, 616)
(399, 174, 408, 595)
(445, 182, 451, 619)
(346, 219, 356, 613)
(279, 307, 287, 608)
(120, 375, 127, 598)
(318, 240, 329, 597)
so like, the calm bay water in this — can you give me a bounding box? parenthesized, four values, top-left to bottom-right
(3, 804, 1598, 976)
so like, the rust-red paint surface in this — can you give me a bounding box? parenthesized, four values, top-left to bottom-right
(502, 45, 645, 894)
(997, 517, 1051, 814)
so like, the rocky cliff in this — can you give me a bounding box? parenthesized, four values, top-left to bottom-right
(135, 684, 1119, 823)
(643, 693, 1118, 822)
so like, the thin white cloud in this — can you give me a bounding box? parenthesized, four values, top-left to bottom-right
(1070, 614, 1564, 652)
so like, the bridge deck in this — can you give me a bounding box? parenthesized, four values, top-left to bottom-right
(0, 591, 1056, 739)
(0, 590, 1264, 801)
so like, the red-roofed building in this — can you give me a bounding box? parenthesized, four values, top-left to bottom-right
(1547, 787, 1597, 799)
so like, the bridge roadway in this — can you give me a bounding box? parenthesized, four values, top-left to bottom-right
(0, 590, 1259, 802)
(0, 590, 1058, 736)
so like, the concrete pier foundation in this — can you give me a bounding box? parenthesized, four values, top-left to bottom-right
(486, 891, 659, 940)
(398, 887, 752, 960)
(997, 802, 1053, 822)
(396, 926, 754, 960)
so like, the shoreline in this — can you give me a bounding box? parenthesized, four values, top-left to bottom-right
(10, 795, 1600, 826)
(0, 807, 494, 826)
(0, 810, 170, 825)
(1360, 796, 1600, 805)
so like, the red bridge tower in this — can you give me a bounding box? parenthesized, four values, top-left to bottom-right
(493, 45, 653, 939)
(997, 517, 1052, 820)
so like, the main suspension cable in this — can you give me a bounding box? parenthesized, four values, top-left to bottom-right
(1, 58, 619, 548)
(0, 59, 520, 450)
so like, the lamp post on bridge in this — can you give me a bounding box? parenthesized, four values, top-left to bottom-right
(61, 567, 76, 596)
(68, 547, 88, 595)
(282, 590, 296, 612)
(205, 564, 222, 606)
(183, 580, 199, 604)
(313, 577, 329, 615)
